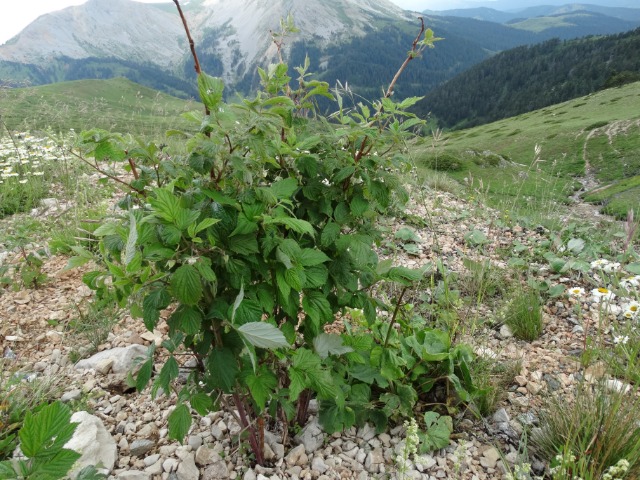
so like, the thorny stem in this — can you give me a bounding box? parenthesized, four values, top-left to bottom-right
(384, 287, 408, 348)
(172, 0, 211, 120)
(383, 17, 426, 100)
(232, 392, 264, 465)
(128, 157, 139, 180)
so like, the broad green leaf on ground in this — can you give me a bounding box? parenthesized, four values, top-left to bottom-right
(420, 412, 453, 453)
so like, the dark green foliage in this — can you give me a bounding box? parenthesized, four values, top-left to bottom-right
(417, 28, 640, 129)
(72, 26, 477, 464)
(422, 152, 467, 171)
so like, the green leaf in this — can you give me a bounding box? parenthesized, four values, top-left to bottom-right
(288, 368, 307, 401)
(567, 238, 585, 254)
(0, 462, 17, 479)
(298, 249, 330, 267)
(626, 262, 640, 274)
(207, 348, 238, 392)
(349, 194, 369, 217)
(268, 178, 299, 199)
(387, 266, 424, 286)
(150, 188, 181, 224)
(395, 227, 421, 243)
(313, 333, 353, 359)
(246, 368, 278, 410)
(136, 358, 153, 392)
(333, 166, 355, 183)
(30, 448, 83, 480)
(237, 322, 289, 349)
(198, 72, 224, 111)
(19, 401, 77, 460)
(229, 234, 260, 255)
(321, 222, 341, 247)
(421, 412, 453, 452)
(154, 356, 179, 397)
(263, 216, 315, 237)
(304, 265, 329, 288)
(171, 265, 202, 306)
(168, 404, 192, 442)
(230, 283, 245, 324)
(464, 229, 489, 246)
(548, 284, 566, 298)
(190, 393, 214, 416)
(170, 306, 202, 336)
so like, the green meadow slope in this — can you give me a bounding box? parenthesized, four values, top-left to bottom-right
(414, 81, 640, 219)
(0, 77, 196, 136)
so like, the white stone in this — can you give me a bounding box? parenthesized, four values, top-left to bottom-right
(65, 411, 117, 478)
(294, 418, 324, 453)
(177, 453, 200, 480)
(75, 345, 147, 374)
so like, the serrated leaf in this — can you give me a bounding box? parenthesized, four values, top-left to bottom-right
(198, 72, 224, 111)
(230, 283, 245, 324)
(313, 333, 353, 359)
(288, 368, 306, 401)
(268, 177, 298, 199)
(29, 448, 82, 479)
(19, 401, 77, 459)
(237, 322, 289, 349)
(168, 404, 192, 442)
(169, 306, 202, 336)
(321, 222, 341, 247)
(263, 216, 315, 236)
(92, 223, 118, 237)
(0, 462, 16, 479)
(154, 356, 179, 396)
(298, 249, 330, 267)
(190, 393, 213, 416)
(123, 212, 138, 266)
(350, 194, 369, 217)
(150, 188, 181, 224)
(171, 265, 202, 306)
(207, 348, 238, 392)
(136, 358, 153, 392)
(246, 368, 277, 410)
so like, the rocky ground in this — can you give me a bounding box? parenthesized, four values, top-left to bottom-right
(0, 185, 635, 480)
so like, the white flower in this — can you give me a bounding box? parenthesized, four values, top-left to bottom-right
(613, 335, 629, 345)
(591, 287, 616, 303)
(568, 287, 585, 297)
(591, 258, 610, 269)
(18, 179, 28, 184)
(602, 262, 621, 273)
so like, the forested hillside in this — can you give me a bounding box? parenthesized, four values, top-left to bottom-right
(416, 27, 640, 128)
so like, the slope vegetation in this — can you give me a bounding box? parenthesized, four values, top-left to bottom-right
(416, 28, 640, 129)
(414, 82, 640, 219)
(0, 77, 196, 135)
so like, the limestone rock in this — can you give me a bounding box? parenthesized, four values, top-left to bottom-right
(75, 345, 147, 374)
(65, 411, 117, 478)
